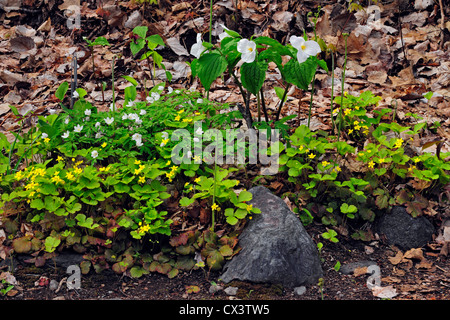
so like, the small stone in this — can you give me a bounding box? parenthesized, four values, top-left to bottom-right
(224, 286, 239, 296)
(294, 286, 306, 296)
(49, 279, 59, 291)
(340, 260, 377, 275)
(209, 284, 223, 294)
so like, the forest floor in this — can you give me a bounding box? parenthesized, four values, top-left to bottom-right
(0, 0, 449, 301)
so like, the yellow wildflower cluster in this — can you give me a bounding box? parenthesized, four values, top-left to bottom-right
(134, 164, 146, 175)
(165, 165, 178, 182)
(137, 221, 150, 235)
(393, 138, 403, 149)
(211, 203, 220, 211)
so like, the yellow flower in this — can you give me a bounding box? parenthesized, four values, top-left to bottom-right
(134, 159, 141, 165)
(348, 129, 354, 135)
(171, 165, 178, 172)
(138, 176, 146, 184)
(177, 109, 184, 114)
(174, 115, 181, 121)
(66, 172, 75, 181)
(353, 120, 359, 126)
(344, 109, 351, 116)
(57, 156, 64, 162)
(413, 157, 420, 163)
(408, 165, 416, 172)
(189, 186, 194, 191)
(73, 167, 83, 175)
(101, 142, 107, 148)
(355, 106, 360, 110)
(299, 145, 304, 151)
(246, 204, 253, 212)
(15, 171, 24, 181)
(51, 175, 64, 185)
(193, 155, 201, 162)
(378, 158, 385, 163)
(354, 125, 361, 130)
(211, 203, 220, 211)
(308, 153, 316, 159)
(394, 138, 403, 149)
(368, 160, 375, 169)
(194, 112, 201, 116)
(194, 177, 201, 184)
(184, 182, 189, 187)
(166, 160, 171, 166)
(334, 166, 342, 173)
(321, 161, 330, 167)
(182, 118, 193, 123)
(44, 137, 50, 143)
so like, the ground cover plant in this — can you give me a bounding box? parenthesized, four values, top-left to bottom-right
(0, 0, 449, 300)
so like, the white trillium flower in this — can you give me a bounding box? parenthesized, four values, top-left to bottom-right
(62, 131, 70, 139)
(104, 117, 114, 125)
(289, 35, 321, 64)
(84, 109, 91, 116)
(135, 140, 143, 147)
(72, 91, 79, 99)
(190, 33, 207, 59)
(73, 124, 83, 133)
(91, 150, 98, 159)
(41, 133, 48, 139)
(237, 39, 257, 63)
(218, 24, 231, 41)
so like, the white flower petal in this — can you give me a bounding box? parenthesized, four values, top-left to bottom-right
(296, 50, 309, 64)
(303, 40, 322, 56)
(289, 35, 305, 50)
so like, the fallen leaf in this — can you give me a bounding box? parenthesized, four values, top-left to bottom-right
(353, 266, 368, 277)
(388, 251, 404, 265)
(371, 285, 398, 299)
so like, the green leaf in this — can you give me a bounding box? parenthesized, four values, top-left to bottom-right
(179, 197, 195, 207)
(55, 81, 69, 101)
(91, 36, 110, 46)
(282, 56, 318, 90)
(196, 52, 228, 91)
(237, 190, 252, 203)
(122, 75, 138, 87)
(240, 60, 267, 95)
(44, 236, 61, 253)
(146, 34, 165, 48)
(132, 26, 148, 39)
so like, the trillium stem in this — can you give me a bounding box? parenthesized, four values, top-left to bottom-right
(275, 82, 290, 122)
(259, 89, 269, 122)
(330, 50, 336, 135)
(308, 71, 316, 129)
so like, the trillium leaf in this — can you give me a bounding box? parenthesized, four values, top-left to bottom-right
(196, 52, 228, 91)
(282, 56, 318, 90)
(240, 60, 267, 95)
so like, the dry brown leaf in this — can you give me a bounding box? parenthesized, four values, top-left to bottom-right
(371, 285, 398, 299)
(353, 266, 368, 277)
(403, 248, 424, 260)
(388, 251, 404, 265)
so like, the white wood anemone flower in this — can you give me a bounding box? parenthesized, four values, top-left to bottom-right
(190, 33, 207, 59)
(237, 39, 256, 63)
(289, 35, 321, 64)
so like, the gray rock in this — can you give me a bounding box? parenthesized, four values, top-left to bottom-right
(340, 260, 377, 275)
(377, 206, 435, 250)
(51, 252, 84, 269)
(49, 279, 59, 291)
(224, 286, 239, 296)
(294, 286, 306, 296)
(220, 186, 323, 288)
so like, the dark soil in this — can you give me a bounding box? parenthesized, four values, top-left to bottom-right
(2, 224, 449, 301)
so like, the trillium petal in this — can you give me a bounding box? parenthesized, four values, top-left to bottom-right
(296, 50, 309, 64)
(289, 35, 305, 50)
(304, 40, 322, 56)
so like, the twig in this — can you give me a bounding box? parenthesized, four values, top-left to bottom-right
(438, 0, 445, 50)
